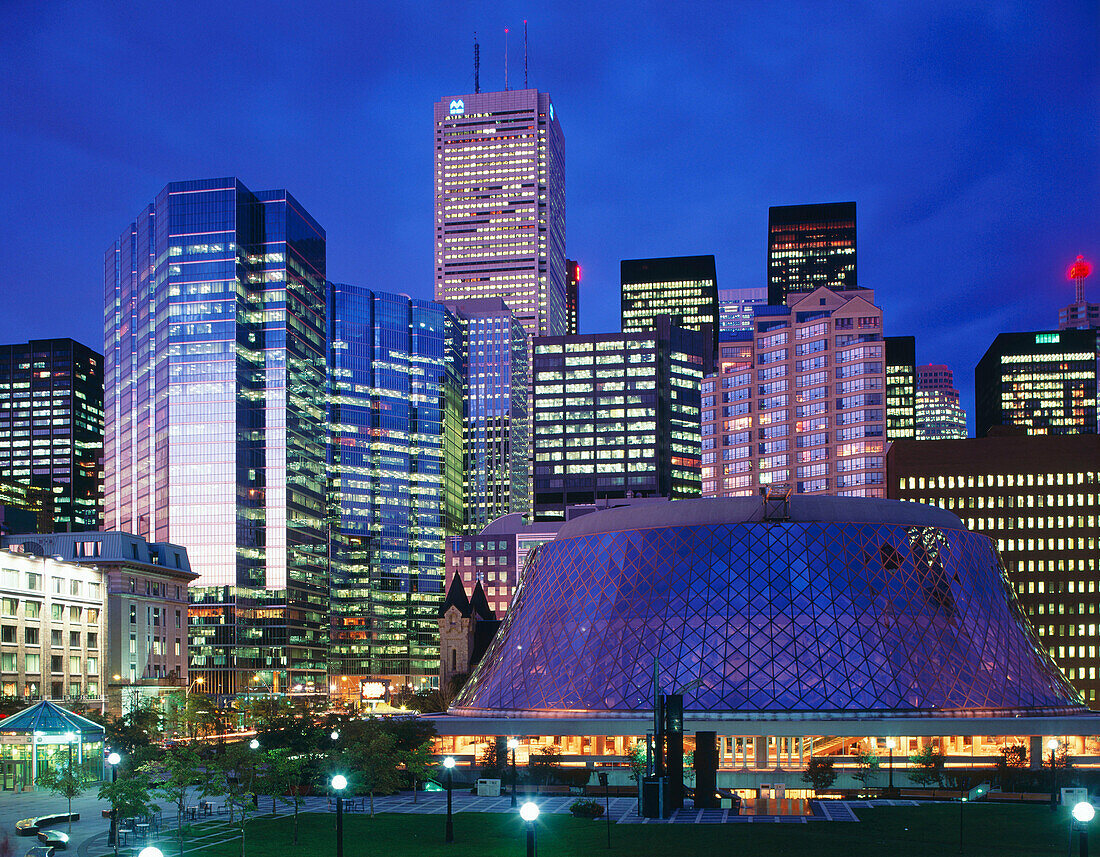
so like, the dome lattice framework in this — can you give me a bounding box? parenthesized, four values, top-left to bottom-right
(452, 517, 1082, 716)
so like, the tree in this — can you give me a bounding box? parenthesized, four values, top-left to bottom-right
(215, 743, 266, 857)
(351, 730, 402, 817)
(402, 742, 436, 804)
(98, 771, 159, 857)
(852, 751, 880, 791)
(143, 744, 204, 857)
(908, 745, 945, 787)
(35, 756, 91, 832)
(529, 746, 563, 786)
(105, 704, 163, 755)
(996, 744, 1028, 790)
(265, 749, 313, 843)
(801, 757, 837, 793)
(625, 742, 647, 784)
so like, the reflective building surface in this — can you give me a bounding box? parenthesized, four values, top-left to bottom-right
(105, 178, 329, 697)
(328, 284, 463, 687)
(453, 497, 1083, 717)
(767, 202, 857, 306)
(621, 255, 718, 363)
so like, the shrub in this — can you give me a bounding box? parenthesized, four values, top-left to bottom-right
(569, 798, 605, 819)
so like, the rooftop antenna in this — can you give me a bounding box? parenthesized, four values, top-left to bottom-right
(504, 27, 510, 90)
(524, 20, 528, 89)
(473, 32, 480, 93)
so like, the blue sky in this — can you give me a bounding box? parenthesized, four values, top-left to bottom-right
(1, 0, 1096, 427)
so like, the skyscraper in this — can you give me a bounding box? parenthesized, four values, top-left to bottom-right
(328, 284, 463, 688)
(446, 299, 530, 530)
(105, 178, 329, 698)
(975, 330, 1098, 437)
(767, 202, 857, 306)
(915, 364, 967, 439)
(565, 259, 580, 335)
(885, 336, 916, 441)
(717, 287, 767, 336)
(531, 318, 707, 519)
(621, 255, 718, 364)
(0, 339, 103, 531)
(433, 89, 566, 338)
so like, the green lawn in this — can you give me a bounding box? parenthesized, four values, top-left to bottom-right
(124, 804, 1087, 857)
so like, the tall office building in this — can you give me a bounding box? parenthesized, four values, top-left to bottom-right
(887, 434, 1100, 707)
(445, 299, 530, 530)
(975, 330, 1098, 437)
(531, 319, 707, 519)
(0, 339, 103, 531)
(327, 284, 463, 689)
(433, 89, 566, 338)
(105, 178, 329, 698)
(718, 287, 767, 336)
(885, 336, 916, 441)
(621, 255, 718, 364)
(915, 364, 967, 440)
(767, 202, 857, 306)
(701, 287, 886, 498)
(565, 260, 580, 335)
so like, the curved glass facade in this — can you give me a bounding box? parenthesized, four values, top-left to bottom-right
(454, 518, 1082, 716)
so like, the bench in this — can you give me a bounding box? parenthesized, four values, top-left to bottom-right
(24, 846, 55, 857)
(534, 785, 571, 795)
(15, 816, 79, 837)
(36, 832, 68, 850)
(584, 785, 636, 797)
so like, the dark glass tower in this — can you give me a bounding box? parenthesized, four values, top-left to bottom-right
(621, 255, 718, 364)
(975, 330, 1098, 437)
(0, 339, 103, 531)
(327, 284, 463, 688)
(885, 336, 917, 441)
(767, 202, 857, 305)
(105, 178, 329, 698)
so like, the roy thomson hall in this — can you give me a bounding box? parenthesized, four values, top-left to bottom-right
(431, 495, 1100, 791)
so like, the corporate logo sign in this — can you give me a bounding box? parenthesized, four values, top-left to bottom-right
(449, 99, 465, 116)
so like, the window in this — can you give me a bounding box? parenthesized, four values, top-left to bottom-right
(51, 604, 63, 620)
(69, 606, 81, 622)
(24, 601, 40, 619)
(129, 605, 136, 624)
(87, 609, 98, 623)
(86, 657, 97, 676)
(25, 654, 40, 673)
(1, 599, 16, 617)
(0, 652, 15, 672)
(70, 631, 80, 647)
(87, 632, 97, 648)
(24, 627, 38, 645)
(1, 626, 14, 644)
(69, 655, 81, 673)
(51, 655, 63, 673)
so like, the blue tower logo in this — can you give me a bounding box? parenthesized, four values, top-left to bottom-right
(449, 99, 465, 116)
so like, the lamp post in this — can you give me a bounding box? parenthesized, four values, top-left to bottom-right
(331, 730, 340, 742)
(443, 756, 455, 843)
(1073, 800, 1095, 857)
(107, 752, 121, 856)
(1049, 738, 1059, 811)
(331, 774, 347, 857)
(885, 738, 895, 794)
(508, 738, 519, 808)
(520, 801, 539, 857)
(138, 847, 163, 857)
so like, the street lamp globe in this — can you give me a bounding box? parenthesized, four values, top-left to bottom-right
(508, 738, 519, 750)
(331, 774, 348, 791)
(138, 848, 164, 857)
(520, 802, 539, 822)
(249, 739, 260, 750)
(885, 738, 895, 750)
(1048, 739, 1059, 751)
(443, 756, 456, 769)
(107, 752, 121, 766)
(1074, 802, 1096, 824)
(331, 730, 340, 741)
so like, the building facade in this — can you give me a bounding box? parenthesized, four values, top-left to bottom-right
(767, 202, 857, 306)
(717, 288, 767, 337)
(975, 330, 1098, 437)
(531, 319, 707, 519)
(0, 339, 103, 531)
(2, 532, 195, 714)
(446, 299, 530, 531)
(0, 548, 105, 709)
(327, 284, 463, 689)
(887, 434, 1100, 707)
(565, 260, 580, 336)
(621, 255, 718, 363)
(0, 480, 52, 536)
(105, 178, 329, 698)
(433, 89, 566, 339)
(701, 287, 887, 498)
(915, 363, 967, 440)
(885, 336, 916, 441)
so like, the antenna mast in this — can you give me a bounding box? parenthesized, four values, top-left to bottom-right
(504, 27, 509, 90)
(473, 33, 480, 93)
(524, 20, 528, 89)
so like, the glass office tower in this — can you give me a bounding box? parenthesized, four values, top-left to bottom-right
(621, 255, 718, 364)
(915, 364, 968, 440)
(105, 178, 329, 698)
(0, 339, 103, 531)
(327, 284, 463, 689)
(434, 89, 566, 339)
(885, 336, 917, 441)
(768, 202, 857, 306)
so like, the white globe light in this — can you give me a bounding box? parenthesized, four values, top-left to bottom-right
(443, 756, 455, 769)
(331, 731, 340, 741)
(139, 848, 164, 857)
(885, 738, 895, 750)
(331, 774, 348, 791)
(249, 739, 260, 750)
(1048, 739, 1059, 751)
(1073, 802, 1096, 824)
(107, 752, 121, 766)
(508, 738, 519, 750)
(520, 801, 540, 822)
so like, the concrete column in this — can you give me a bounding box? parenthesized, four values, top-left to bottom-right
(756, 736, 768, 768)
(1030, 736, 1043, 770)
(798, 737, 804, 767)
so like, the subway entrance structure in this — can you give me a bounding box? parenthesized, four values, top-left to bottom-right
(432, 497, 1099, 790)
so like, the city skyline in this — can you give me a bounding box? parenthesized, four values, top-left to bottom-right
(1, 1, 1097, 435)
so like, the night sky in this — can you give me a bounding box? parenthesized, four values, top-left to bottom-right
(2, 1, 1097, 430)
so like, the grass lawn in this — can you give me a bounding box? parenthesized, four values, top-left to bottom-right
(130, 804, 1088, 857)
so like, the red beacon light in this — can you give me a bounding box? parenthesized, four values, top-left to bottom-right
(1067, 254, 1092, 303)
